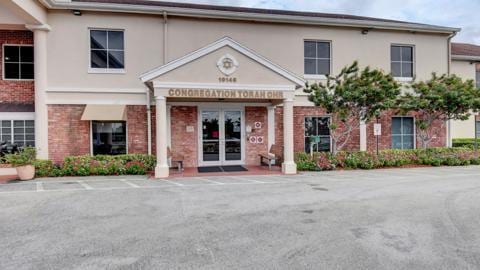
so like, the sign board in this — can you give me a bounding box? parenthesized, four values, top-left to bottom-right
(254, 122, 262, 129)
(374, 123, 382, 136)
(167, 88, 284, 99)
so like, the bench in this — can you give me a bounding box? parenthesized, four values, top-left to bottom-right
(168, 147, 184, 172)
(259, 144, 283, 170)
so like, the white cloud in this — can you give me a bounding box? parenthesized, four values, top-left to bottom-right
(151, 0, 480, 44)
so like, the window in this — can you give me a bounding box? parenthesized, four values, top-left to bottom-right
(392, 117, 414, 149)
(304, 41, 331, 76)
(90, 29, 124, 70)
(391, 45, 414, 78)
(3, 45, 34, 80)
(0, 120, 35, 147)
(92, 121, 127, 155)
(476, 121, 480, 138)
(305, 117, 331, 153)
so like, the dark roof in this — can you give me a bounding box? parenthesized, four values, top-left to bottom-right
(0, 103, 35, 112)
(452, 43, 480, 57)
(72, 0, 445, 28)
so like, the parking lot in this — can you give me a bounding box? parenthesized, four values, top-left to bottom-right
(1, 166, 480, 269)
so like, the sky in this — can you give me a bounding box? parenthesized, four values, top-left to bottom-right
(153, 0, 480, 44)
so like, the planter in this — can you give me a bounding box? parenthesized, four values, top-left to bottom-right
(16, 165, 35, 180)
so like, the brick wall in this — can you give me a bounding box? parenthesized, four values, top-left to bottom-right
(245, 106, 268, 165)
(48, 105, 91, 163)
(170, 106, 197, 167)
(0, 30, 34, 107)
(126, 105, 148, 154)
(366, 110, 447, 151)
(275, 106, 361, 153)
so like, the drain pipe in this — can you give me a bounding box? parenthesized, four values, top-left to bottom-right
(446, 31, 457, 148)
(163, 11, 168, 64)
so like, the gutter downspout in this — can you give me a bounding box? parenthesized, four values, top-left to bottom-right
(163, 11, 168, 64)
(446, 31, 457, 148)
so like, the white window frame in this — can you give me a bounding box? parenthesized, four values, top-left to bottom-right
(475, 69, 480, 89)
(391, 116, 416, 150)
(2, 44, 34, 81)
(88, 28, 126, 74)
(90, 120, 129, 156)
(304, 40, 332, 79)
(391, 44, 415, 80)
(0, 112, 35, 147)
(304, 115, 332, 153)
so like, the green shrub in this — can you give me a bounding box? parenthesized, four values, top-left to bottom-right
(4, 147, 36, 167)
(294, 147, 480, 172)
(125, 161, 147, 175)
(452, 138, 480, 148)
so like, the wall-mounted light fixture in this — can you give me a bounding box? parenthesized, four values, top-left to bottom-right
(361, 29, 369, 35)
(72, 10, 82, 16)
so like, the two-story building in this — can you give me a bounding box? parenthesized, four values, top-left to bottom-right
(0, 0, 466, 177)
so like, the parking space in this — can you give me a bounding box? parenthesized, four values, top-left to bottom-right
(1, 166, 480, 269)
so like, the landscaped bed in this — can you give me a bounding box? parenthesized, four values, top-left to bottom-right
(295, 148, 480, 171)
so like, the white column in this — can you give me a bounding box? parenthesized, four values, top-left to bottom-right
(155, 96, 169, 178)
(28, 25, 50, 159)
(360, 120, 367, 151)
(267, 106, 275, 151)
(282, 98, 296, 174)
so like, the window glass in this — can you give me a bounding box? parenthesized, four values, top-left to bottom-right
(0, 120, 35, 147)
(391, 45, 414, 78)
(3, 46, 34, 79)
(391, 117, 414, 149)
(476, 121, 480, 137)
(476, 69, 480, 89)
(90, 30, 124, 70)
(92, 121, 127, 155)
(304, 116, 331, 153)
(304, 41, 331, 75)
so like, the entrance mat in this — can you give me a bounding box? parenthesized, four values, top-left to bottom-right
(221, 165, 248, 172)
(198, 166, 223, 173)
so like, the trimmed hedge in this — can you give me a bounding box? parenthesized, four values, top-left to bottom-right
(452, 138, 480, 148)
(295, 148, 480, 171)
(34, 154, 156, 178)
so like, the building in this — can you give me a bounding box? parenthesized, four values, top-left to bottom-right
(450, 43, 480, 139)
(0, 0, 466, 178)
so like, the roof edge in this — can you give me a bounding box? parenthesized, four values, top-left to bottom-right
(452, 55, 480, 62)
(40, 0, 460, 34)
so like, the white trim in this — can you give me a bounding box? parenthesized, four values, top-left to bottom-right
(0, 112, 35, 120)
(2, 44, 34, 81)
(46, 87, 146, 94)
(267, 106, 275, 150)
(88, 68, 126, 74)
(304, 74, 327, 80)
(141, 37, 305, 87)
(452, 55, 480, 62)
(46, 99, 147, 105)
(167, 105, 172, 148)
(394, 77, 414, 82)
(40, 0, 459, 34)
(88, 28, 126, 73)
(153, 82, 296, 91)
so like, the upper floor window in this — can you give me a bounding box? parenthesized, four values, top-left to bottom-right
(3, 45, 34, 80)
(304, 41, 331, 76)
(90, 29, 124, 71)
(391, 45, 414, 78)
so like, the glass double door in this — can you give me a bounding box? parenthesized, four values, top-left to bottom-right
(200, 109, 243, 166)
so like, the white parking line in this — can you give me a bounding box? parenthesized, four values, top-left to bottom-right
(121, 179, 140, 188)
(77, 180, 94, 190)
(163, 179, 185, 187)
(36, 182, 44, 192)
(200, 178, 225, 185)
(237, 177, 266, 183)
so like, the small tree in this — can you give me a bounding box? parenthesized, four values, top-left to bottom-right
(304, 61, 401, 153)
(400, 73, 480, 149)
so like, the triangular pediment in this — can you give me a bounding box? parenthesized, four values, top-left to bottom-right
(140, 37, 304, 88)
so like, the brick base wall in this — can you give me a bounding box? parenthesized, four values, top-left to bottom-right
(48, 105, 90, 163)
(127, 105, 148, 154)
(245, 107, 268, 165)
(0, 30, 34, 107)
(170, 106, 198, 167)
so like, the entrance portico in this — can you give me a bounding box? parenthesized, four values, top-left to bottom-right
(140, 37, 304, 178)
